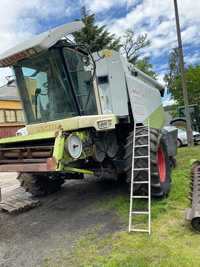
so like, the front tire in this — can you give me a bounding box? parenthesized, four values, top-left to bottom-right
(124, 127, 171, 197)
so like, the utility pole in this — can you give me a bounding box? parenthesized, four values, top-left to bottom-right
(173, 0, 193, 146)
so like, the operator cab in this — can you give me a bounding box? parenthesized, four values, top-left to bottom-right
(14, 44, 98, 124)
(0, 22, 98, 125)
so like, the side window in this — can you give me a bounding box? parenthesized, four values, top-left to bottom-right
(98, 75, 109, 84)
(0, 109, 25, 124)
(63, 48, 98, 115)
(16, 110, 25, 122)
(0, 110, 5, 123)
(5, 110, 16, 122)
(23, 68, 49, 121)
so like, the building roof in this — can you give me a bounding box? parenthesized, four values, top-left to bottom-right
(0, 80, 20, 100)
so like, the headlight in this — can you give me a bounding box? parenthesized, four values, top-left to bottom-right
(66, 134, 82, 159)
(97, 120, 112, 129)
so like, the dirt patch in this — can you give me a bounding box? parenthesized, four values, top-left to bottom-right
(0, 175, 126, 267)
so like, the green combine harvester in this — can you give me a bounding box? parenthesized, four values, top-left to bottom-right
(0, 21, 176, 197)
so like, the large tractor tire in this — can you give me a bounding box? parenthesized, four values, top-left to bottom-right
(124, 127, 171, 197)
(17, 173, 65, 197)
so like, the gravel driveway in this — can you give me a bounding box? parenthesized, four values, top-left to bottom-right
(0, 174, 125, 267)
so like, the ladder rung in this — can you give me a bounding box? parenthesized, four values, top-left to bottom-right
(134, 168, 148, 171)
(134, 156, 149, 159)
(135, 126, 147, 129)
(135, 145, 148, 148)
(132, 196, 148, 199)
(135, 134, 148, 138)
(133, 181, 148, 184)
(132, 211, 149, 215)
(130, 228, 150, 233)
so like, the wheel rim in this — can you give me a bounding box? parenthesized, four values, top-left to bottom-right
(156, 145, 166, 183)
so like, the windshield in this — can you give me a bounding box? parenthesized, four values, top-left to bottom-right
(14, 48, 97, 124)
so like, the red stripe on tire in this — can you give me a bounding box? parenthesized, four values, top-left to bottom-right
(156, 145, 166, 183)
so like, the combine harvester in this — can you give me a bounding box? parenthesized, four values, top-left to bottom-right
(0, 22, 177, 232)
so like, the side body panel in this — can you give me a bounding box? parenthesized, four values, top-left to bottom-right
(94, 50, 165, 129)
(94, 52, 128, 116)
(125, 73, 165, 128)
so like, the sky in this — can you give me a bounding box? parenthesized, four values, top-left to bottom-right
(0, 0, 199, 98)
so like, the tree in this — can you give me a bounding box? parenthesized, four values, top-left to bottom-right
(122, 29, 150, 64)
(73, 13, 121, 53)
(121, 29, 156, 78)
(74, 11, 156, 78)
(165, 49, 200, 107)
(164, 48, 179, 90)
(135, 57, 157, 79)
(171, 65, 200, 107)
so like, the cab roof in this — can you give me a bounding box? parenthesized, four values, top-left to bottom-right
(0, 21, 84, 67)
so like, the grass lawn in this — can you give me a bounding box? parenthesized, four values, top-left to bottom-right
(43, 146, 200, 267)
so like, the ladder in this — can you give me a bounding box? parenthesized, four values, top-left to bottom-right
(128, 120, 151, 234)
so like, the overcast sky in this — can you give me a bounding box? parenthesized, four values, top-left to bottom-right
(0, 0, 199, 88)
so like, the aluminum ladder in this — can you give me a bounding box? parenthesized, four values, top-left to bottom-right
(128, 120, 151, 234)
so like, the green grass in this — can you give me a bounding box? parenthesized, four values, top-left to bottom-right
(43, 146, 200, 267)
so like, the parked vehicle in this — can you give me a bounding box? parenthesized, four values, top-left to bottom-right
(177, 128, 200, 147)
